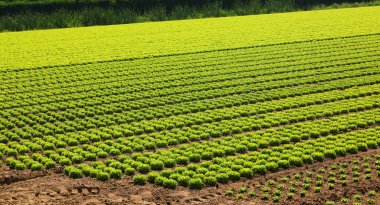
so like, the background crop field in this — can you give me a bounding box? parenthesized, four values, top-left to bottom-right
(0, 0, 378, 32)
(0, 6, 380, 205)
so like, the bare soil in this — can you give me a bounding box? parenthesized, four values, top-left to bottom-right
(1, 149, 380, 205)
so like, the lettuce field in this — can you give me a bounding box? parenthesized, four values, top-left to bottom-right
(0, 6, 380, 205)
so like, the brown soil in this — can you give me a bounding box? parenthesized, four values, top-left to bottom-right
(1, 149, 380, 205)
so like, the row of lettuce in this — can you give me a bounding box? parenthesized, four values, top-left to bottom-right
(0, 68, 379, 143)
(2, 34, 376, 86)
(3, 104, 379, 187)
(69, 120, 380, 189)
(2, 43, 378, 104)
(2, 35, 377, 91)
(1, 85, 379, 167)
(0, 34, 379, 190)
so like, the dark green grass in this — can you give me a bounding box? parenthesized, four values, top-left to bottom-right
(0, 0, 378, 32)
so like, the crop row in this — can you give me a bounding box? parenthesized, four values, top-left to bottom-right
(2, 47, 378, 103)
(2, 65, 378, 131)
(0, 84, 378, 154)
(2, 35, 377, 87)
(2, 35, 378, 93)
(1, 8, 380, 196)
(1, 101, 379, 173)
(1, 8, 378, 71)
(2, 47, 378, 101)
(134, 126, 380, 189)
(1, 72, 378, 135)
(1, 62, 378, 121)
(2, 94, 379, 153)
(126, 110, 379, 169)
(226, 153, 380, 203)
(67, 115, 379, 185)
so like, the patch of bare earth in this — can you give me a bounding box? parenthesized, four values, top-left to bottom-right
(1, 149, 380, 205)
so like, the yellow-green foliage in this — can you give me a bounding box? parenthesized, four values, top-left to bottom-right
(0, 6, 380, 191)
(0, 6, 379, 70)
